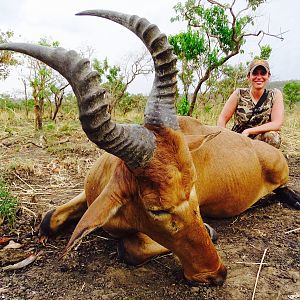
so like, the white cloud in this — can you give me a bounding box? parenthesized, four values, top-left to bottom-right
(0, 0, 299, 97)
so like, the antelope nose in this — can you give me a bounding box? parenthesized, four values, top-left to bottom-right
(185, 263, 227, 286)
(208, 263, 227, 286)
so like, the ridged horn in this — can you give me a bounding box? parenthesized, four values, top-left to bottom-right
(0, 43, 156, 169)
(76, 10, 179, 130)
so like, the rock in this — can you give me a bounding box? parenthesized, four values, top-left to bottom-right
(191, 287, 200, 293)
(288, 271, 299, 283)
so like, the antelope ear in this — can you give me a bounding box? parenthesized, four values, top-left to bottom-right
(62, 188, 122, 257)
(185, 131, 221, 153)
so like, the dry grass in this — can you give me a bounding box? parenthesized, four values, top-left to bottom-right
(192, 102, 300, 156)
(281, 105, 300, 156)
(1, 102, 299, 155)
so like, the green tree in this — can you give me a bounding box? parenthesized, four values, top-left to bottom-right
(23, 38, 68, 129)
(49, 82, 69, 121)
(283, 81, 300, 109)
(117, 94, 147, 115)
(177, 96, 191, 116)
(93, 57, 126, 113)
(169, 0, 283, 115)
(0, 30, 17, 80)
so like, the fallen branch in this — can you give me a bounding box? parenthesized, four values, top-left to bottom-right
(234, 261, 268, 265)
(285, 227, 300, 234)
(80, 282, 86, 292)
(58, 138, 70, 144)
(21, 205, 38, 218)
(26, 141, 44, 148)
(252, 248, 268, 300)
(13, 172, 36, 192)
(2, 253, 37, 271)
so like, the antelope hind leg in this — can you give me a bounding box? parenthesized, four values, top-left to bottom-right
(274, 186, 300, 210)
(40, 191, 87, 236)
(118, 232, 170, 266)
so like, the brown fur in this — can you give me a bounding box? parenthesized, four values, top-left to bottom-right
(40, 116, 289, 286)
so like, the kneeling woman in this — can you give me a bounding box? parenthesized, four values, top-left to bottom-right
(217, 59, 284, 148)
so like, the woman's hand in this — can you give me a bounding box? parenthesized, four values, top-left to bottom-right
(241, 128, 251, 136)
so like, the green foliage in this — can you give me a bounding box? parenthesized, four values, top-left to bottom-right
(248, 0, 267, 10)
(58, 93, 78, 116)
(177, 96, 190, 116)
(45, 121, 56, 131)
(0, 30, 18, 80)
(25, 37, 68, 128)
(92, 57, 126, 110)
(93, 57, 124, 86)
(0, 177, 18, 226)
(30, 67, 52, 100)
(0, 95, 34, 110)
(170, 0, 273, 115)
(283, 81, 300, 109)
(259, 45, 272, 60)
(117, 94, 147, 115)
(38, 38, 60, 48)
(253, 45, 272, 60)
(169, 30, 205, 60)
(210, 63, 249, 102)
(171, 0, 245, 66)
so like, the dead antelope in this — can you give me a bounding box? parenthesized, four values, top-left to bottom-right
(1, 9, 299, 286)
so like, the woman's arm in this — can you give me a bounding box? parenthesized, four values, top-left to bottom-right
(217, 89, 239, 127)
(242, 89, 284, 136)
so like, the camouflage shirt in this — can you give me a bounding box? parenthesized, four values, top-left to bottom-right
(233, 88, 275, 128)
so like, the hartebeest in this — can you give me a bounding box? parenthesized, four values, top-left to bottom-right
(1, 10, 299, 286)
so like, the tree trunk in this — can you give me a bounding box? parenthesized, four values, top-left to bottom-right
(188, 71, 211, 116)
(21, 79, 29, 118)
(34, 104, 43, 130)
(33, 87, 43, 130)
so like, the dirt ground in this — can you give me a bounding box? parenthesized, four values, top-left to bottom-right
(0, 132, 299, 300)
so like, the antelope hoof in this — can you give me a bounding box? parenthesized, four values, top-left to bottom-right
(204, 223, 218, 243)
(39, 209, 56, 236)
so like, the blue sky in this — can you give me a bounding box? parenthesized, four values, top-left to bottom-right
(0, 0, 299, 96)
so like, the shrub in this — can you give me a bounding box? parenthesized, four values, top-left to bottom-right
(177, 96, 190, 116)
(283, 81, 300, 109)
(0, 177, 18, 226)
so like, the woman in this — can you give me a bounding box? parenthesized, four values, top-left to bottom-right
(217, 59, 284, 148)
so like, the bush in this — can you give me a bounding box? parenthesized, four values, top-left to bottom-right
(117, 94, 147, 115)
(283, 81, 300, 109)
(0, 177, 18, 226)
(177, 96, 190, 116)
(0, 95, 35, 111)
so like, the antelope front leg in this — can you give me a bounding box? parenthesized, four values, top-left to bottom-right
(40, 191, 87, 236)
(118, 232, 170, 266)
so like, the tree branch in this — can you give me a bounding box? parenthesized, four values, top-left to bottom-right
(242, 30, 286, 41)
(206, 0, 227, 9)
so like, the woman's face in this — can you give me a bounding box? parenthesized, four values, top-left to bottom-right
(247, 66, 270, 89)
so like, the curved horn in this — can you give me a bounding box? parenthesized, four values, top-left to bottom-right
(76, 10, 179, 130)
(0, 43, 155, 169)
